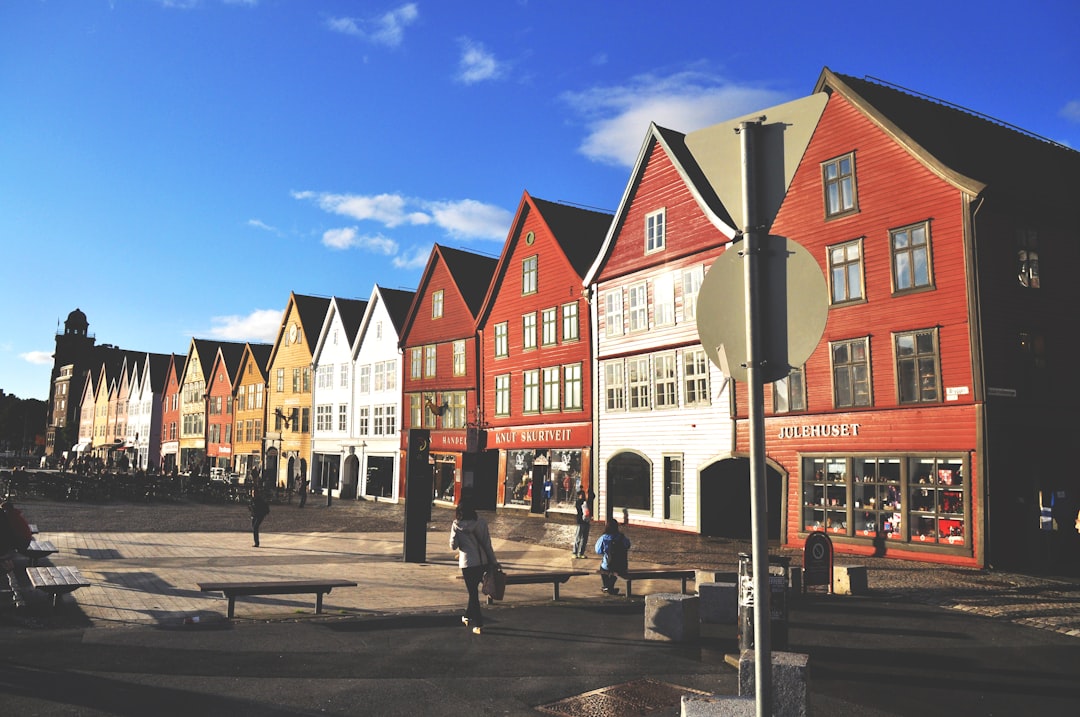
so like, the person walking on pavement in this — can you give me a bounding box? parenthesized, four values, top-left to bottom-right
(595, 519, 631, 595)
(297, 475, 308, 508)
(249, 489, 270, 547)
(449, 499, 499, 634)
(573, 489, 592, 558)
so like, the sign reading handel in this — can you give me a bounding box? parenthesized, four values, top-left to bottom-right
(777, 423, 860, 440)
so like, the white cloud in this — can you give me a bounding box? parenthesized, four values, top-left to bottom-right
(295, 191, 509, 241)
(204, 309, 282, 343)
(425, 199, 511, 240)
(456, 38, 505, 84)
(392, 246, 434, 269)
(327, 3, 418, 47)
(322, 227, 398, 254)
(563, 70, 788, 167)
(247, 218, 281, 235)
(20, 351, 54, 366)
(1061, 100, 1080, 123)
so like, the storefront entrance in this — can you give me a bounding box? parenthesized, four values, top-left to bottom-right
(700, 457, 783, 540)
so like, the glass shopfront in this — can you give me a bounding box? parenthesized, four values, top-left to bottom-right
(503, 448, 582, 511)
(802, 454, 967, 548)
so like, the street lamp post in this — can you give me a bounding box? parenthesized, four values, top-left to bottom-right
(359, 440, 367, 501)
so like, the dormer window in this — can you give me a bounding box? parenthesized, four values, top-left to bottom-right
(646, 209, 666, 253)
(432, 290, 444, 318)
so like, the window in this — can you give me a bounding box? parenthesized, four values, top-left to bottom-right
(683, 348, 710, 406)
(424, 344, 436, 378)
(522, 255, 538, 294)
(563, 363, 582, 411)
(382, 360, 397, 391)
(773, 366, 806, 413)
(646, 209, 665, 252)
(410, 348, 421, 380)
(340, 364, 349, 388)
(432, 289, 444, 318)
(374, 406, 388, 435)
(255, 384, 263, 409)
(608, 451, 651, 512)
(276, 368, 284, 393)
(653, 353, 677, 408)
(542, 367, 561, 412)
(360, 365, 371, 393)
(541, 308, 558, 346)
(1016, 228, 1041, 288)
(300, 407, 310, 432)
(561, 302, 579, 341)
(654, 273, 675, 327)
(237, 385, 246, 411)
(292, 368, 301, 393)
(338, 404, 348, 432)
(522, 313, 537, 350)
(495, 374, 511, 417)
(823, 153, 857, 217)
(895, 329, 940, 404)
(681, 266, 703, 321)
(359, 406, 370, 435)
(828, 239, 864, 304)
(664, 455, 683, 521)
(891, 221, 932, 292)
(303, 368, 311, 392)
(316, 405, 333, 431)
(316, 365, 333, 389)
(494, 322, 509, 357)
(627, 282, 648, 332)
(444, 392, 465, 429)
(453, 340, 466, 376)
(604, 360, 625, 411)
(523, 370, 540, 413)
(254, 419, 262, 441)
(603, 290, 623, 337)
(376, 321, 383, 339)
(832, 338, 871, 408)
(627, 356, 651, 410)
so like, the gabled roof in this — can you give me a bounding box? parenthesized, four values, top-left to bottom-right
(378, 286, 416, 337)
(188, 339, 247, 383)
(293, 293, 333, 349)
(245, 343, 272, 378)
(584, 123, 738, 285)
(144, 353, 173, 393)
(313, 296, 369, 362)
(477, 191, 612, 327)
(399, 244, 498, 346)
(216, 341, 249, 385)
(819, 68, 1080, 207)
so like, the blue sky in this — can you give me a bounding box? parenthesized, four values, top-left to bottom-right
(2, 0, 1078, 402)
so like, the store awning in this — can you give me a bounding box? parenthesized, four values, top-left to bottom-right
(72, 442, 90, 453)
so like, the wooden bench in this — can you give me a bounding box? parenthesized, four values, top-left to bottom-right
(23, 539, 58, 566)
(198, 579, 358, 618)
(609, 569, 697, 598)
(480, 571, 590, 604)
(26, 566, 90, 608)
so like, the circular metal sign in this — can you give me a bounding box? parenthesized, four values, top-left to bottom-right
(695, 235, 828, 383)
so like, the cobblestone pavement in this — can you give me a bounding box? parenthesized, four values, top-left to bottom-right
(7, 494, 1080, 637)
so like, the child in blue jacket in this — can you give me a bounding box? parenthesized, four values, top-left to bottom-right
(595, 519, 630, 594)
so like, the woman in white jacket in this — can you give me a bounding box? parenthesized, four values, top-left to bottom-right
(449, 500, 499, 634)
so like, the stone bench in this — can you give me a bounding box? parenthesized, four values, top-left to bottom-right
(832, 565, 868, 595)
(644, 592, 699, 642)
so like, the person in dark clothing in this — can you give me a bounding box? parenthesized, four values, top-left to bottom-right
(573, 489, 592, 558)
(595, 519, 631, 595)
(249, 490, 270, 547)
(449, 499, 499, 634)
(297, 475, 309, 508)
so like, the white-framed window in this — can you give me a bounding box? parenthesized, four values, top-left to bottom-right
(339, 364, 349, 388)
(522, 255, 538, 294)
(408, 394, 421, 428)
(541, 308, 557, 346)
(383, 359, 396, 390)
(424, 344, 437, 378)
(563, 363, 582, 410)
(604, 290, 623, 337)
(829, 238, 864, 304)
(453, 340, 466, 376)
(358, 406, 370, 435)
(646, 208, 666, 253)
(523, 313, 537, 350)
(542, 366, 560, 412)
(360, 365, 371, 393)
(373, 362, 386, 392)
(561, 302, 579, 342)
(495, 374, 511, 417)
(494, 322, 509, 358)
(604, 360, 625, 411)
(375, 321, 383, 339)
(443, 392, 466, 429)
(409, 348, 421, 380)
(338, 404, 348, 432)
(654, 273, 675, 327)
(653, 352, 678, 408)
(681, 265, 703, 321)
(627, 356, 651, 410)
(316, 404, 333, 431)
(627, 282, 648, 332)
(432, 289, 444, 319)
(374, 405, 388, 435)
(523, 369, 540, 413)
(316, 365, 333, 389)
(683, 348, 710, 406)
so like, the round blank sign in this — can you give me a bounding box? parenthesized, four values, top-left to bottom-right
(696, 235, 828, 384)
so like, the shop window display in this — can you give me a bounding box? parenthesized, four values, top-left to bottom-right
(503, 449, 581, 511)
(802, 454, 966, 549)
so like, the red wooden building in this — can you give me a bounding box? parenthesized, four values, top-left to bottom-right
(158, 353, 185, 474)
(734, 69, 1080, 569)
(398, 244, 498, 507)
(205, 342, 246, 475)
(475, 192, 612, 515)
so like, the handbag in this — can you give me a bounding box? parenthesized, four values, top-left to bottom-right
(482, 567, 506, 601)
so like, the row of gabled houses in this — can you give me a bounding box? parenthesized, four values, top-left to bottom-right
(44, 67, 1080, 570)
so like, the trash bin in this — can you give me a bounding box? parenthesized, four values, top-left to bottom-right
(737, 552, 790, 651)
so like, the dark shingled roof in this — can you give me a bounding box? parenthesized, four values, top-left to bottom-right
(247, 343, 273, 376)
(292, 294, 332, 349)
(654, 124, 737, 231)
(825, 70, 1080, 209)
(530, 197, 613, 277)
(334, 297, 369, 346)
(437, 245, 498, 318)
(377, 286, 416, 336)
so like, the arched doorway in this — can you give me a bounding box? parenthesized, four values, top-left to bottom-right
(342, 454, 359, 499)
(606, 451, 652, 522)
(699, 457, 784, 540)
